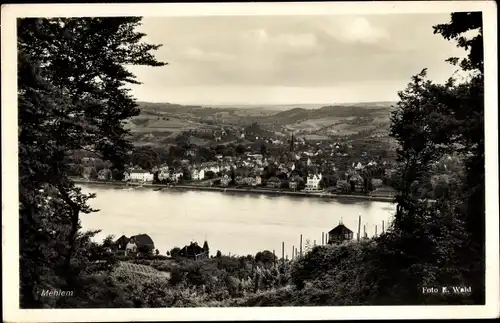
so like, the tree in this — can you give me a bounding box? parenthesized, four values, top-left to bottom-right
(235, 144, 246, 155)
(255, 250, 276, 265)
(433, 12, 485, 303)
(379, 12, 485, 304)
(170, 247, 182, 258)
(182, 167, 192, 181)
(276, 172, 288, 181)
(260, 142, 267, 156)
(230, 168, 236, 185)
(131, 146, 160, 170)
(101, 235, 115, 249)
(18, 17, 166, 307)
(205, 170, 215, 179)
(137, 244, 153, 255)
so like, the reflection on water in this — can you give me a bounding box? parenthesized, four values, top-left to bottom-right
(80, 185, 396, 258)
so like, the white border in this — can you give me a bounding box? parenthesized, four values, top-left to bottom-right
(2, 2, 499, 322)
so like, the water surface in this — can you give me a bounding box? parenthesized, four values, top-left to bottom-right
(80, 185, 396, 258)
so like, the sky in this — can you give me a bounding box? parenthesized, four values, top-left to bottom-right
(126, 14, 467, 105)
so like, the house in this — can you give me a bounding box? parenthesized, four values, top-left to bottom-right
(203, 165, 221, 174)
(179, 240, 210, 260)
(170, 171, 183, 182)
(371, 178, 383, 189)
(124, 234, 155, 255)
(191, 169, 199, 180)
(191, 168, 205, 181)
(158, 167, 170, 181)
(115, 235, 129, 251)
(255, 175, 262, 186)
(289, 175, 303, 190)
(253, 154, 263, 161)
(305, 173, 322, 191)
(235, 176, 245, 185)
(336, 180, 350, 193)
(221, 174, 231, 187)
(243, 176, 256, 186)
(349, 173, 364, 192)
(266, 176, 282, 188)
(123, 169, 154, 183)
(327, 224, 354, 244)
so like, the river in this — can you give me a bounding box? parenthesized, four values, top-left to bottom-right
(80, 185, 396, 258)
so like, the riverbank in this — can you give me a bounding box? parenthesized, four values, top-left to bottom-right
(72, 178, 395, 203)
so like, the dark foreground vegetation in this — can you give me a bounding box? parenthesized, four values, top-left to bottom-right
(18, 13, 485, 308)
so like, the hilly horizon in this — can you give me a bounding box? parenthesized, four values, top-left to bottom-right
(136, 101, 397, 111)
(127, 101, 396, 147)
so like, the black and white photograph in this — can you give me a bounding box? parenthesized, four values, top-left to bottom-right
(2, 1, 498, 321)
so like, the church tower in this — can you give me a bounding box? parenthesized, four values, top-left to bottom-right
(203, 240, 209, 257)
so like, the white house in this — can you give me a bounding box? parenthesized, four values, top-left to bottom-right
(126, 239, 137, 254)
(305, 173, 322, 191)
(171, 172, 183, 182)
(209, 166, 220, 173)
(158, 167, 170, 181)
(191, 169, 205, 181)
(124, 169, 154, 183)
(191, 169, 200, 180)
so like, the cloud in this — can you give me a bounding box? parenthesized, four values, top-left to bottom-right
(243, 29, 317, 48)
(182, 47, 235, 62)
(328, 17, 390, 44)
(273, 33, 318, 48)
(130, 14, 463, 103)
(243, 29, 268, 42)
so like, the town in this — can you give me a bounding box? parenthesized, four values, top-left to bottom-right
(71, 127, 403, 198)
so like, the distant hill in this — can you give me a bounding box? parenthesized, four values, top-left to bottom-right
(258, 104, 394, 127)
(139, 101, 396, 111)
(128, 101, 395, 146)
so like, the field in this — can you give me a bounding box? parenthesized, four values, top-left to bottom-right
(126, 101, 396, 146)
(113, 261, 171, 280)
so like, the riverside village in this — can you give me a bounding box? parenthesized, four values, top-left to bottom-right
(15, 10, 488, 311)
